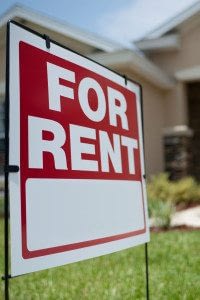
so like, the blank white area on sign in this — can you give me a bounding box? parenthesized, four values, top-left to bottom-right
(26, 179, 144, 251)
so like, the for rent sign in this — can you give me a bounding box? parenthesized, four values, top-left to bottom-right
(8, 22, 149, 276)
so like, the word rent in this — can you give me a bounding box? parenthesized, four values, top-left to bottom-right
(28, 62, 138, 174)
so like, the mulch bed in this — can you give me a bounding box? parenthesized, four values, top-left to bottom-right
(175, 202, 200, 211)
(151, 225, 200, 233)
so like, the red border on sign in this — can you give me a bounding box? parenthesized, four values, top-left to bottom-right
(21, 181, 146, 258)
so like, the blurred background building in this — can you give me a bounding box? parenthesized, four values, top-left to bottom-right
(0, 2, 200, 179)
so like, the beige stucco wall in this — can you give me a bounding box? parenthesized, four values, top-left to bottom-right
(148, 22, 200, 76)
(142, 78, 165, 175)
(147, 21, 200, 128)
(163, 82, 188, 127)
(0, 47, 5, 84)
(0, 46, 6, 98)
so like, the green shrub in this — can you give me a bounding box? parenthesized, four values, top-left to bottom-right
(147, 173, 200, 207)
(170, 177, 200, 205)
(0, 179, 4, 191)
(147, 173, 171, 203)
(147, 173, 200, 228)
(0, 197, 3, 216)
(148, 197, 174, 229)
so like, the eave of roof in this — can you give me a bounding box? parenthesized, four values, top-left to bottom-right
(0, 4, 174, 92)
(0, 49, 173, 94)
(136, 34, 181, 52)
(141, 0, 200, 40)
(175, 65, 200, 81)
(89, 50, 174, 90)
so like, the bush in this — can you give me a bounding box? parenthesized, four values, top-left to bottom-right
(147, 173, 200, 207)
(147, 173, 200, 228)
(148, 197, 174, 229)
(0, 197, 3, 216)
(170, 177, 200, 206)
(147, 173, 171, 203)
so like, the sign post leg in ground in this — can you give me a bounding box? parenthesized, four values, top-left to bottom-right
(4, 170, 10, 300)
(3, 21, 10, 300)
(145, 243, 150, 300)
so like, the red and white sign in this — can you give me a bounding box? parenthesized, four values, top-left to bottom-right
(8, 22, 149, 276)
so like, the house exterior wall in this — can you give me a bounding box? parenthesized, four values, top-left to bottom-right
(142, 78, 165, 175)
(163, 82, 188, 127)
(148, 22, 200, 76)
(147, 21, 200, 128)
(143, 20, 200, 179)
(0, 47, 5, 86)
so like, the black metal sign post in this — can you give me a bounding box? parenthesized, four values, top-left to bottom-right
(3, 164, 10, 300)
(3, 173, 10, 300)
(3, 21, 21, 300)
(3, 21, 11, 300)
(145, 243, 150, 300)
(139, 84, 150, 300)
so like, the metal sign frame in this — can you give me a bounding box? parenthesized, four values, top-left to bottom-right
(3, 20, 150, 300)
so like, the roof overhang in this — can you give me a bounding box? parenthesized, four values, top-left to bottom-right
(136, 34, 181, 52)
(175, 65, 200, 81)
(0, 5, 174, 93)
(144, 1, 200, 39)
(89, 50, 174, 90)
(0, 50, 173, 94)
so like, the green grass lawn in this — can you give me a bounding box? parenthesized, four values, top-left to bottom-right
(0, 219, 199, 300)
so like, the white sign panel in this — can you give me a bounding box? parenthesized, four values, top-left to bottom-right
(8, 21, 149, 276)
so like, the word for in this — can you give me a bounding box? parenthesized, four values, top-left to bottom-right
(28, 63, 138, 174)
